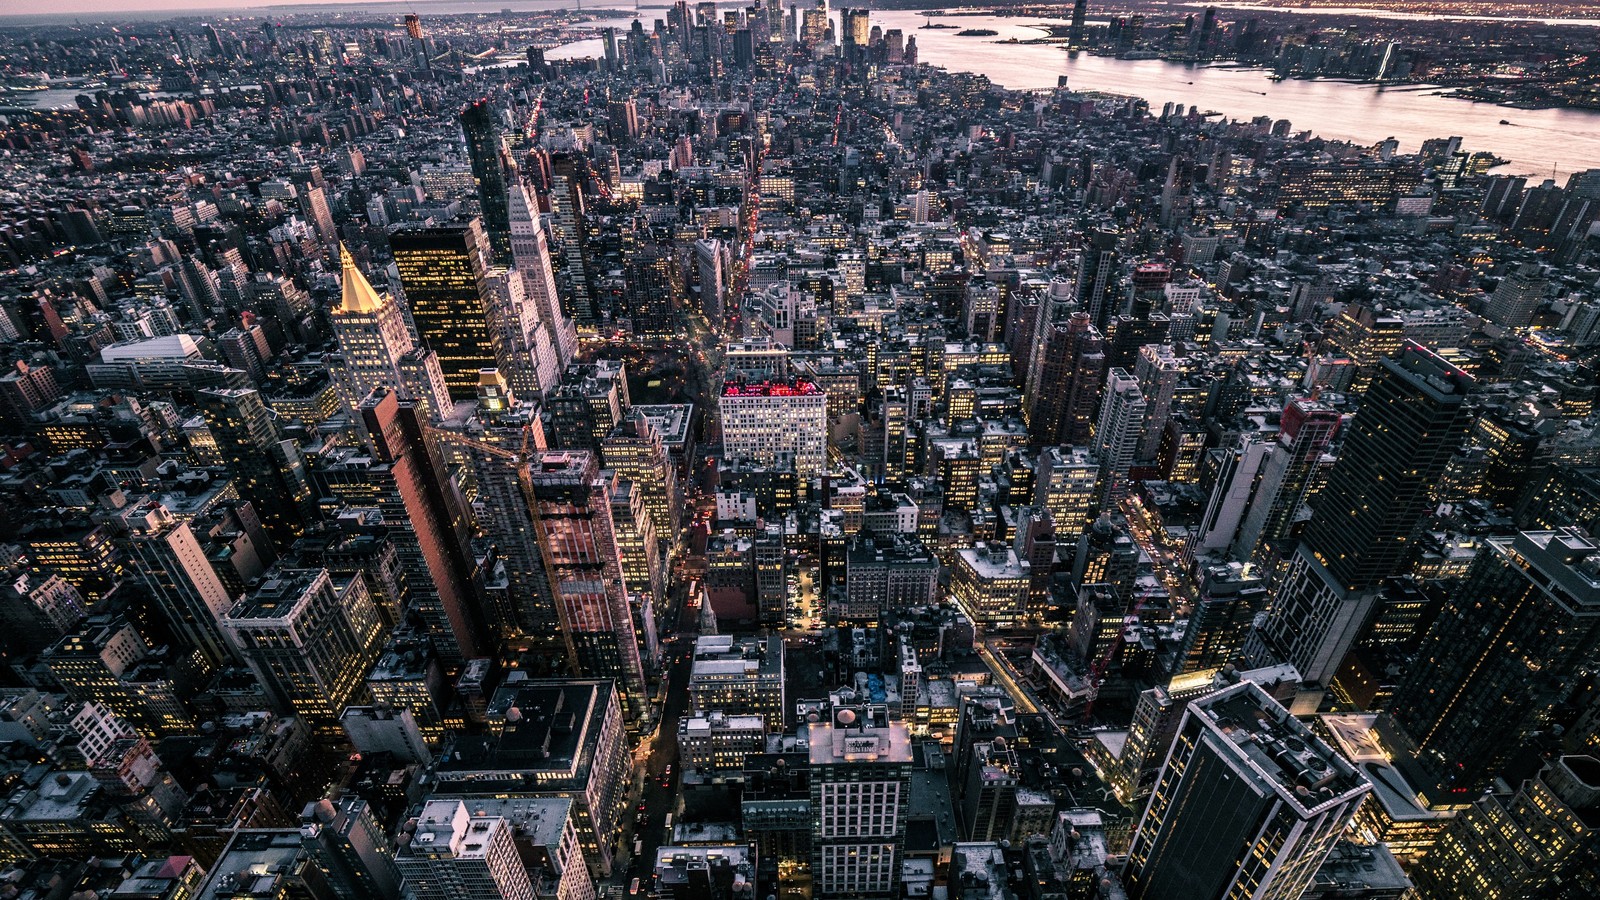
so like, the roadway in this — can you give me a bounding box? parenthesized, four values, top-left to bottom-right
(620, 591, 700, 889)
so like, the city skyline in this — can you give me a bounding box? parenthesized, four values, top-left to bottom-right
(0, 1, 1597, 898)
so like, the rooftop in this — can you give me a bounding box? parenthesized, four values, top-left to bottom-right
(1192, 682, 1369, 815)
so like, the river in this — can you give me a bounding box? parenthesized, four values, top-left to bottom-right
(554, 9, 1600, 180)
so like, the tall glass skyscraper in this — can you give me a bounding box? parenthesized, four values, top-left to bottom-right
(460, 98, 513, 266)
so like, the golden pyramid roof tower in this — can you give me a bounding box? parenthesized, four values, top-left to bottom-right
(338, 243, 386, 314)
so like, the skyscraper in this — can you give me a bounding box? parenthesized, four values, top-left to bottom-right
(119, 498, 237, 675)
(808, 702, 912, 900)
(331, 244, 450, 422)
(719, 377, 828, 481)
(483, 266, 559, 400)
(527, 451, 649, 722)
(390, 221, 501, 401)
(1233, 396, 1341, 566)
(1124, 681, 1370, 900)
(220, 567, 386, 738)
(317, 389, 488, 665)
(1250, 343, 1474, 686)
(1069, 0, 1088, 48)
(508, 174, 578, 371)
(1133, 344, 1179, 461)
(1388, 528, 1600, 794)
(601, 408, 680, 548)
(621, 245, 683, 338)
(1028, 307, 1106, 446)
(460, 99, 514, 266)
(1093, 367, 1147, 505)
(398, 800, 535, 900)
(198, 387, 316, 547)
(1077, 229, 1121, 330)
(433, 372, 559, 648)
(1408, 755, 1599, 900)
(546, 152, 597, 329)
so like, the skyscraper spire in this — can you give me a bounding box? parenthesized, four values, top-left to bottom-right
(338, 243, 384, 314)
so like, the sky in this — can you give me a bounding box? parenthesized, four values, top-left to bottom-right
(3, 0, 576, 19)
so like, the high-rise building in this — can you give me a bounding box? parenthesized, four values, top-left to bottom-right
(1234, 397, 1341, 566)
(527, 451, 649, 722)
(433, 375, 559, 648)
(1124, 681, 1370, 900)
(1408, 755, 1599, 900)
(1133, 344, 1179, 461)
(1250, 344, 1474, 686)
(720, 378, 828, 481)
(398, 799, 535, 900)
(1093, 368, 1147, 505)
(601, 409, 679, 548)
(621, 245, 682, 338)
(316, 390, 488, 665)
(460, 100, 514, 267)
(220, 567, 386, 738)
(428, 679, 631, 877)
(484, 267, 560, 401)
(1483, 262, 1546, 328)
(390, 221, 501, 401)
(43, 614, 194, 736)
(119, 498, 237, 675)
(545, 152, 597, 329)
(808, 702, 912, 900)
(508, 176, 578, 372)
(548, 361, 631, 453)
(1028, 311, 1106, 446)
(1068, 0, 1088, 47)
(198, 387, 316, 547)
(299, 793, 404, 900)
(1077, 229, 1121, 330)
(1389, 529, 1600, 794)
(1034, 446, 1102, 539)
(331, 245, 451, 423)
(687, 634, 786, 731)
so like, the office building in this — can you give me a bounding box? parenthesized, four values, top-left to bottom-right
(1409, 755, 1599, 900)
(389, 221, 500, 400)
(1133, 344, 1179, 461)
(1124, 681, 1370, 900)
(720, 378, 828, 481)
(1234, 397, 1341, 566)
(678, 711, 768, 776)
(397, 799, 535, 900)
(527, 451, 649, 721)
(429, 679, 631, 877)
(601, 409, 679, 545)
(330, 244, 450, 424)
(1389, 529, 1600, 793)
(195, 830, 342, 900)
(687, 634, 785, 731)
(460, 99, 514, 266)
(508, 174, 578, 370)
(315, 389, 488, 665)
(198, 387, 316, 546)
(1034, 445, 1102, 538)
(220, 568, 386, 738)
(808, 702, 912, 900)
(1077, 229, 1121, 331)
(299, 793, 403, 900)
(1028, 311, 1105, 446)
(1250, 344, 1473, 686)
(548, 360, 631, 453)
(840, 532, 939, 620)
(1093, 368, 1147, 505)
(119, 498, 237, 674)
